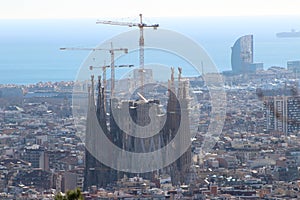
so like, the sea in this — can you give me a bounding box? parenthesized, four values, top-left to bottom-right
(1, 16, 300, 85)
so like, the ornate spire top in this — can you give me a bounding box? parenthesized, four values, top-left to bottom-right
(171, 67, 174, 83)
(178, 67, 182, 81)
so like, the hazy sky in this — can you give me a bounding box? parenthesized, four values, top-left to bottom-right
(1, 0, 300, 19)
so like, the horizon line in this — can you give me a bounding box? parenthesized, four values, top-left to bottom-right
(1, 14, 300, 20)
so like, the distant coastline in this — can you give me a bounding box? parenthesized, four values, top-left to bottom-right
(1, 17, 300, 84)
(276, 29, 300, 38)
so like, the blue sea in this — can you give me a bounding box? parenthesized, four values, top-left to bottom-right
(1, 16, 300, 84)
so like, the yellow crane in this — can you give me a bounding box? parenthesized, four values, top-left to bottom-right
(60, 43, 128, 96)
(96, 14, 159, 94)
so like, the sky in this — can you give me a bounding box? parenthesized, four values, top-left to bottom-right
(1, 0, 300, 19)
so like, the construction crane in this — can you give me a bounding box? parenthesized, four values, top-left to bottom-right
(60, 43, 128, 96)
(89, 63, 134, 112)
(96, 14, 159, 94)
(89, 61, 110, 104)
(89, 63, 134, 96)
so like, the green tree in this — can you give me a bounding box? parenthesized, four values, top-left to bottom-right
(55, 188, 84, 200)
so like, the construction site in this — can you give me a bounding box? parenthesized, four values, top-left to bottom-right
(67, 14, 194, 190)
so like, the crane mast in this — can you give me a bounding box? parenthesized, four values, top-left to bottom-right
(102, 64, 107, 94)
(90, 61, 108, 101)
(90, 63, 134, 108)
(60, 44, 128, 97)
(139, 14, 145, 91)
(110, 43, 115, 97)
(96, 14, 159, 94)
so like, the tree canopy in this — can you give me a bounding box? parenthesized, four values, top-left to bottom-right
(55, 188, 84, 200)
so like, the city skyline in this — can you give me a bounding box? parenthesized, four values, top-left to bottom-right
(3, 2, 300, 199)
(1, 15, 300, 84)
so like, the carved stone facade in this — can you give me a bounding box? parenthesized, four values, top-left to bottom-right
(84, 69, 191, 190)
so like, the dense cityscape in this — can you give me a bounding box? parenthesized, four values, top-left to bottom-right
(1, 30, 300, 200)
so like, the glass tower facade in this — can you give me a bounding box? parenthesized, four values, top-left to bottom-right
(231, 35, 253, 74)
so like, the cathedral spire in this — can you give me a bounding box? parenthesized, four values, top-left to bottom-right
(96, 75, 107, 130)
(91, 75, 95, 102)
(97, 76, 102, 117)
(168, 67, 175, 96)
(177, 67, 182, 98)
(171, 67, 175, 84)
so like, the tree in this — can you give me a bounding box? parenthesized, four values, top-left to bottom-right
(55, 188, 84, 200)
